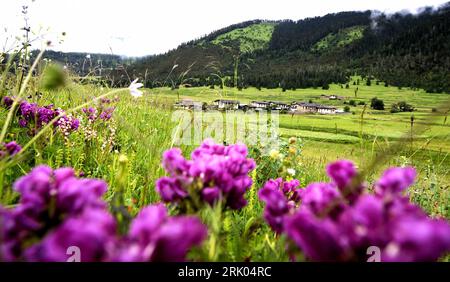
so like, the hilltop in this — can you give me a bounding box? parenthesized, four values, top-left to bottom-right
(127, 4, 450, 93)
(39, 3, 450, 93)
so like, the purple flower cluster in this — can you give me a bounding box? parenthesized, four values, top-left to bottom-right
(55, 114, 80, 136)
(274, 160, 450, 262)
(24, 209, 117, 262)
(2, 96, 14, 108)
(0, 165, 108, 261)
(82, 96, 118, 122)
(18, 101, 54, 129)
(100, 96, 120, 105)
(156, 139, 256, 210)
(82, 106, 115, 122)
(1, 96, 79, 135)
(113, 204, 207, 262)
(0, 141, 22, 159)
(0, 166, 207, 262)
(258, 178, 301, 233)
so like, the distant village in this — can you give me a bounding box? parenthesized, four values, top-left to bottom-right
(174, 94, 347, 115)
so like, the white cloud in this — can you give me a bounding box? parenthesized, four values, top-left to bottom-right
(0, 0, 447, 57)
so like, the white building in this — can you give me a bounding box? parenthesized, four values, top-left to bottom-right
(270, 101, 290, 111)
(250, 101, 271, 109)
(174, 99, 195, 110)
(250, 101, 290, 110)
(213, 99, 240, 110)
(292, 102, 336, 114)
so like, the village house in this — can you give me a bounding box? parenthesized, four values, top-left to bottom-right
(174, 99, 205, 110)
(250, 101, 271, 109)
(238, 103, 249, 111)
(270, 101, 290, 111)
(174, 99, 194, 110)
(213, 99, 240, 110)
(292, 102, 337, 114)
(317, 105, 337, 114)
(250, 101, 290, 111)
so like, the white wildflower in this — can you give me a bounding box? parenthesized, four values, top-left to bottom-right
(287, 168, 296, 176)
(129, 78, 143, 98)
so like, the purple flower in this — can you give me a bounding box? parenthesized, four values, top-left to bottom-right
(128, 204, 168, 246)
(37, 106, 55, 126)
(259, 186, 289, 233)
(326, 160, 357, 191)
(299, 182, 342, 217)
(2, 167, 209, 262)
(155, 177, 188, 202)
(337, 195, 387, 252)
(1, 165, 110, 260)
(382, 217, 450, 262)
(55, 114, 80, 133)
(282, 162, 450, 262)
(375, 167, 416, 196)
(9, 98, 78, 137)
(326, 160, 363, 202)
(25, 209, 117, 262)
(14, 166, 108, 216)
(99, 107, 115, 120)
(4, 141, 21, 156)
(258, 178, 301, 233)
(115, 204, 207, 262)
(71, 118, 80, 130)
(2, 96, 14, 108)
(149, 216, 207, 261)
(14, 165, 53, 209)
(19, 101, 38, 120)
(161, 148, 190, 176)
(57, 177, 107, 215)
(284, 212, 350, 261)
(156, 139, 255, 211)
(282, 179, 301, 200)
(0, 141, 22, 159)
(201, 187, 221, 205)
(100, 98, 111, 104)
(18, 119, 27, 127)
(83, 106, 114, 121)
(0, 206, 14, 261)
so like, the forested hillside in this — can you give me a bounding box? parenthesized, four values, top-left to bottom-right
(39, 3, 450, 93)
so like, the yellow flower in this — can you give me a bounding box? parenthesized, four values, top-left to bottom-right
(289, 147, 297, 155)
(269, 149, 280, 159)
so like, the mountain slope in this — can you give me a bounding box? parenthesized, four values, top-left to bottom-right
(43, 4, 449, 93)
(311, 25, 366, 53)
(210, 22, 276, 53)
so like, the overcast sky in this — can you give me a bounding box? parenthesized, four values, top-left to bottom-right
(0, 0, 448, 57)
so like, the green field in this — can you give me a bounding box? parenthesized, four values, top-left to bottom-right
(1, 73, 449, 262)
(146, 77, 450, 187)
(1, 0, 450, 264)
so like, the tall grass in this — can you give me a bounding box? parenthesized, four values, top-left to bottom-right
(0, 42, 449, 261)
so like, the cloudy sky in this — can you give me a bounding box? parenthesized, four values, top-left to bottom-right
(0, 0, 447, 57)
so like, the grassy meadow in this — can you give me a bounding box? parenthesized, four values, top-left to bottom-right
(0, 70, 449, 261)
(148, 77, 450, 199)
(1, 0, 450, 265)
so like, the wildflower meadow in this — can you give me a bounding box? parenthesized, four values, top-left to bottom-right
(0, 0, 449, 267)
